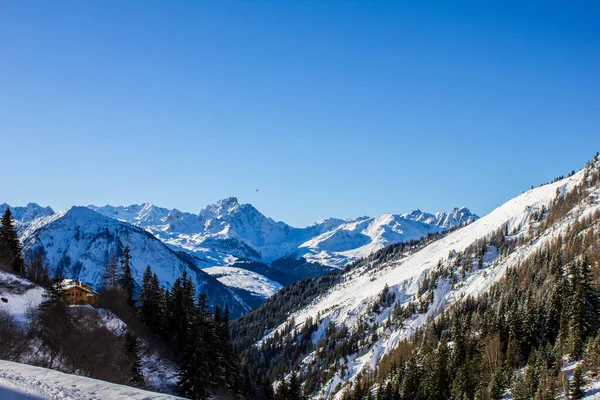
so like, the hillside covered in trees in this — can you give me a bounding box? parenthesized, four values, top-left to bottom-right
(232, 154, 600, 399)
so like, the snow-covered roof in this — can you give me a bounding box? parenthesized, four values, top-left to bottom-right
(60, 279, 98, 295)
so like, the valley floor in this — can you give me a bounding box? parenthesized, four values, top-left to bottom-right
(0, 360, 182, 400)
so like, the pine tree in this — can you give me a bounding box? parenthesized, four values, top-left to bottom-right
(118, 246, 135, 307)
(288, 371, 302, 400)
(571, 364, 586, 399)
(138, 265, 153, 324)
(275, 379, 290, 400)
(569, 258, 600, 359)
(423, 339, 450, 400)
(176, 273, 209, 399)
(0, 208, 25, 275)
(276, 372, 301, 400)
(400, 355, 421, 400)
(177, 325, 209, 400)
(125, 331, 145, 387)
(147, 273, 162, 331)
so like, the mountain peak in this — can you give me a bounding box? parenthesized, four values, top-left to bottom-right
(216, 197, 239, 208)
(199, 197, 242, 220)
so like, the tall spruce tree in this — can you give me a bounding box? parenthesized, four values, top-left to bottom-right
(569, 257, 600, 359)
(118, 246, 135, 307)
(138, 265, 153, 324)
(0, 208, 25, 275)
(571, 364, 586, 399)
(125, 330, 145, 387)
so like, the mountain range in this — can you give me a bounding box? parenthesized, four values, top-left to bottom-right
(0, 199, 477, 316)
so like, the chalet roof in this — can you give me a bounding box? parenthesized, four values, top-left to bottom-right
(60, 279, 99, 295)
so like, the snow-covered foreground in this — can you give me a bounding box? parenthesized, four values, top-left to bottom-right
(0, 360, 184, 400)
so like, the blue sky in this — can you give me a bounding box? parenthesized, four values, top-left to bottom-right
(1, 1, 598, 227)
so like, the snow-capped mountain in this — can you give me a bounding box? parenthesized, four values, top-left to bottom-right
(234, 159, 600, 398)
(16, 206, 250, 317)
(0, 202, 54, 224)
(89, 199, 478, 269)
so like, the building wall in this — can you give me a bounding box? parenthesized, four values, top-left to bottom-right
(64, 287, 98, 306)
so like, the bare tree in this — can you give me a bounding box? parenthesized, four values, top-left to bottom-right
(101, 255, 119, 290)
(0, 309, 28, 361)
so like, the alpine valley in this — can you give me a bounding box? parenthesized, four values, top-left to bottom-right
(2, 156, 600, 400)
(0, 199, 478, 315)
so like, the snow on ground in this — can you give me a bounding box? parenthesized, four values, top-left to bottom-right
(584, 380, 600, 399)
(203, 266, 283, 299)
(0, 360, 183, 400)
(0, 271, 45, 323)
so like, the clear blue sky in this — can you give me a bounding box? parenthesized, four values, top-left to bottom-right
(1, 1, 598, 227)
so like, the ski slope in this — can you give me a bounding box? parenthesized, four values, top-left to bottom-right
(0, 360, 183, 400)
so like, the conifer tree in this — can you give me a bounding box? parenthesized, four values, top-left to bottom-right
(177, 325, 208, 400)
(275, 380, 290, 400)
(0, 208, 25, 275)
(138, 265, 153, 324)
(276, 372, 301, 400)
(571, 364, 586, 399)
(118, 246, 135, 307)
(288, 371, 302, 400)
(125, 331, 145, 387)
(400, 355, 421, 400)
(569, 258, 600, 359)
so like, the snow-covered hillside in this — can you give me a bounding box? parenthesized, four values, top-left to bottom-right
(203, 266, 283, 309)
(0, 360, 183, 400)
(16, 206, 250, 317)
(252, 164, 600, 398)
(0, 270, 45, 323)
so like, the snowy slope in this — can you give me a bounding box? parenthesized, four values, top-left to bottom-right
(0, 270, 45, 323)
(203, 266, 283, 299)
(255, 167, 600, 398)
(298, 207, 476, 266)
(0, 360, 183, 400)
(17, 206, 250, 317)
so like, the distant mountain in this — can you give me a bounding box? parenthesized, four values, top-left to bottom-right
(89, 198, 478, 268)
(0, 203, 54, 223)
